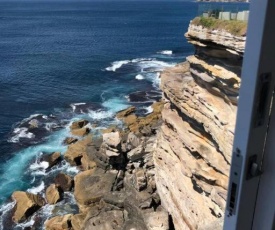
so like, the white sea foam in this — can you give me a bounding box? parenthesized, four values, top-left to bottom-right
(131, 58, 153, 63)
(66, 166, 80, 174)
(17, 217, 35, 228)
(158, 50, 173, 55)
(0, 201, 16, 230)
(70, 102, 86, 112)
(27, 181, 45, 194)
(135, 74, 144, 80)
(30, 161, 49, 171)
(145, 105, 153, 114)
(0, 201, 16, 214)
(138, 59, 175, 72)
(9, 127, 35, 143)
(88, 109, 114, 120)
(45, 122, 58, 131)
(105, 57, 175, 74)
(106, 60, 130, 71)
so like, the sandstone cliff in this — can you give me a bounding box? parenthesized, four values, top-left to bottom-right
(154, 22, 245, 229)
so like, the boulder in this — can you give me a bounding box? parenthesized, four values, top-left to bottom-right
(71, 213, 86, 230)
(133, 169, 147, 191)
(70, 119, 89, 130)
(70, 120, 90, 137)
(45, 184, 63, 204)
(12, 191, 45, 223)
(116, 106, 136, 119)
(74, 169, 116, 212)
(127, 132, 141, 149)
(54, 173, 73, 192)
(44, 214, 72, 230)
(71, 127, 90, 137)
(64, 136, 92, 166)
(63, 137, 78, 145)
(42, 152, 61, 169)
(127, 145, 145, 162)
(81, 152, 97, 171)
(102, 131, 121, 149)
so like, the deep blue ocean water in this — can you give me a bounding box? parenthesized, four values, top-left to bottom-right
(0, 0, 228, 228)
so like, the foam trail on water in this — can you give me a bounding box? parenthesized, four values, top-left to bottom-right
(88, 109, 114, 120)
(0, 128, 68, 203)
(0, 201, 16, 230)
(158, 50, 173, 55)
(27, 181, 45, 194)
(106, 60, 130, 72)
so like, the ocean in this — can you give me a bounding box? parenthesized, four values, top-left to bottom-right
(0, 0, 196, 229)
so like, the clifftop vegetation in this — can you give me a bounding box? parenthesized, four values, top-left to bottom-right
(191, 16, 247, 36)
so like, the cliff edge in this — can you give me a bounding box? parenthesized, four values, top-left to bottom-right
(154, 19, 246, 229)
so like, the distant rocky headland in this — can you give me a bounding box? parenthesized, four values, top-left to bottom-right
(7, 17, 247, 230)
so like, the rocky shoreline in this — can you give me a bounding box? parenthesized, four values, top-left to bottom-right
(8, 101, 171, 230)
(6, 19, 246, 230)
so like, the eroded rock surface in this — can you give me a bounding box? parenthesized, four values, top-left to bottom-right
(153, 21, 244, 229)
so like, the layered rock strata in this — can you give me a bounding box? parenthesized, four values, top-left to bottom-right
(154, 23, 245, 229)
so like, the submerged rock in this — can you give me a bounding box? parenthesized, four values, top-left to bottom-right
(12, 191, 45, 223)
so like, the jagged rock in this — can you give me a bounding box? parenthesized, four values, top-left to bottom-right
(42, 152, 61, 169)
(63, 137, 78, 145)
(64, 136, 92, 166)
(70, 119, 89, 130)
(116, 106, 136, 119)
(45, 184, 63, 204)
(185, 24, 246, 53)
(44, 214, 72, 230)
(102, 131, 121, 149)
(54, 173, 74, 192)
(84, 209, 124, 230)
(127, 132, 141, 149)
(12, 191, 45, 223)
(81, 152, 97, 171)
(133, 169, 147, 191)
(71, 213, 86, 230)
(102, 191, 126, 208)
(152, 20, 242, 229)
(71, 127, 90, 137)
(127, 145, 145, 162)
(122, 219, 148, 230)
(144, 210, 169, 230)
(74, 168, 116, 212)
(70, 119, 90, 137)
